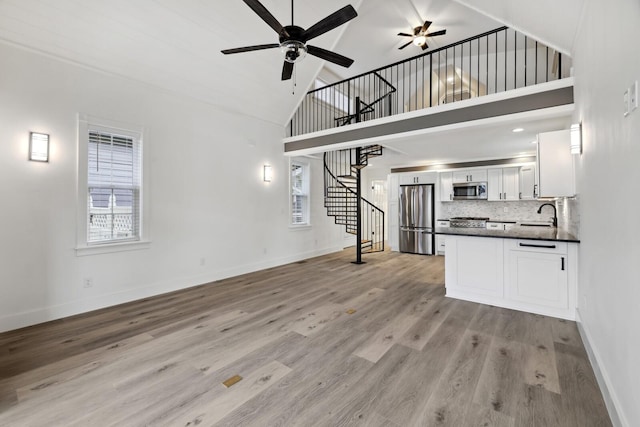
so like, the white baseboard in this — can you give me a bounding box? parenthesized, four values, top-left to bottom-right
(0, 245, 344, 333)
(575, 309, 628, 427)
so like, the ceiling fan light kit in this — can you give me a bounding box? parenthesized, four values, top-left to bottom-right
(398, 20, 446, 51)
(221, 0, 357, 81)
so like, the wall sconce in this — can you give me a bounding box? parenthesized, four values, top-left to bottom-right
(263, 164, 272, 182)
(29, 132, 50, 162)
(570, 123, 582, 155)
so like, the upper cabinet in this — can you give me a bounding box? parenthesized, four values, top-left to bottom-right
(488, 168, 520, 201)
(537, 130, 575, 198)
(519, 164, 537, 200)
(440, 172, 453, 202)
(399, 171, 437, 185)
(452, 169, 487, 183)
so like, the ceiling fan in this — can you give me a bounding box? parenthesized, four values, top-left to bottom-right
(221, 0, 357, 81)
(398, 20, 446, 51)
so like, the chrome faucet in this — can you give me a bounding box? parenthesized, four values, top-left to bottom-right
(537, 203, 558, 227)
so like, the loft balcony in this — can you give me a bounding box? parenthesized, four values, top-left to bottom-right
(284, 27, 573, 155)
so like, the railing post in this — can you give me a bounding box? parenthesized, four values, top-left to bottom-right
(355, 96, 361, 123)
(353, 147, 364, 265)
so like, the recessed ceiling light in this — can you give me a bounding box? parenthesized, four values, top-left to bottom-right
(512, 128, 524, 133)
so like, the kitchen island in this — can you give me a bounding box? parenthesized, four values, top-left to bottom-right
(435, 226, 579, 320)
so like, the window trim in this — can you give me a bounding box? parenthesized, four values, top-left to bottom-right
(76, 114, 150, 256)
(289, 158, 311, 228)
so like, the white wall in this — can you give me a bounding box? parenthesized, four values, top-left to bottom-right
(572, 0, 640, 425)
(0, 43, 344, 332)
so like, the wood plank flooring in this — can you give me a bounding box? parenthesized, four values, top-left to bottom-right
(0, 249, 612, 426)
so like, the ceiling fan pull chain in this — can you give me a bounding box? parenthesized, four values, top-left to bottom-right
(292, 66, 297, 95)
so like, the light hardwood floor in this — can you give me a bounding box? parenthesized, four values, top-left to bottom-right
(0, 249, 612, 426)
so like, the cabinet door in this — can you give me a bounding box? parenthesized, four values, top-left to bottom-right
(452, 170, 470, 183)
(487, 169, 503, 201)
(502, 167, 520, 200)
(507, 250, 568, 309)
(439, 172, 453, 202)
(537, 130, 575, 197)
(415, 171, 437, 184)
(519, 165, 537, 200)
(445, 236, 504, 297)
(398, 174, 415, 185)
(469, 169, 488, 182)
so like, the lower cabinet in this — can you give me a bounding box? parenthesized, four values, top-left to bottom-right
(445, 236, 504, 298)
(505, 240, 570, 313)
(445, 235, 577, 320)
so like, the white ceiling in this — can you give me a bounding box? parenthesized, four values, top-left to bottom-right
(324, 0, 502, 79)
(373, 112, 572, 169)
(0, 0, 574, 166)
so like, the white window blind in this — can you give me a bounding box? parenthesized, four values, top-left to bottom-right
(87, 129, 141, 243)
(291, 161, 309, 225)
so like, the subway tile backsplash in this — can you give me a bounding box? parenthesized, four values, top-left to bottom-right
(439, 197, 580, 236)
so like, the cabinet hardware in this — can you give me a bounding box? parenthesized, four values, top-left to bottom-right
(503, 192, 507, 199)
(519, 243, 557, 249)
(561, 257, 565, 270)
(449, 194, 453, 201)
(519, 192, 522, 199)
(499, 193, 502, 200)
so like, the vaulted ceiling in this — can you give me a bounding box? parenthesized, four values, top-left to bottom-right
(0, 0, 582, 165)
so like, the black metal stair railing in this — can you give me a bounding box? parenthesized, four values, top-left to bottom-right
(289, 26, 571, 137)
(324, 146, 384, 262)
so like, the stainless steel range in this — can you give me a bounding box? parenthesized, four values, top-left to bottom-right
(449, 217, 490, 228)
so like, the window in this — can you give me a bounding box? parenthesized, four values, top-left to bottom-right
(290, 160, 310, 226)
(76, 115, 147, 253)
(87, 129, 141, 243)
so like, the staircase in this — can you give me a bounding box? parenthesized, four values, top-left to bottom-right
(324, 145, 384, 263)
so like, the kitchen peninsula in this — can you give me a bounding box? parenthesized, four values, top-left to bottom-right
(436, 225, 579, 320)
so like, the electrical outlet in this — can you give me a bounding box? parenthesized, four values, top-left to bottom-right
(503, 207, 509, 213)
(83, 278, 93, 288)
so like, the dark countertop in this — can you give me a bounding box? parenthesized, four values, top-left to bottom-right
(435, 226, 580, 243)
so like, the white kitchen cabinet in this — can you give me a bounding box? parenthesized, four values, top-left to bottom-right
(537, 130, 575, 198)
(445, 235, 504, 298)
(399, 171, 437, 185)
(487, 169, 502, 201)
(436, 220, 449, 255)
(436, 235, 446, 254)
(487, 168, 519, 201)
(519, 165, 537, 200)
(439, 172, 453, 202)
(452, 169, 487, 183)
(444, 235, 578, 320)
(505, 240, 573, 316)
(486, 222, 516, 231)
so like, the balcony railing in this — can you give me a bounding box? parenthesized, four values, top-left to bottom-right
(289, 27, 571, 137)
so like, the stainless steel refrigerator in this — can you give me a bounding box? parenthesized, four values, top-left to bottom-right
(399, 184, 435, 255)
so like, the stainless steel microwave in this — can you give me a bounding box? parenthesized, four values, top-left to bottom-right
(452, 182, 487, 200)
